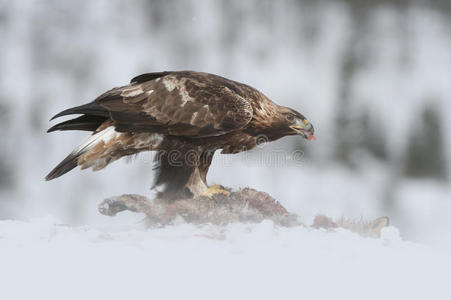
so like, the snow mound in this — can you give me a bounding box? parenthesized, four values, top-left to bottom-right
(0, 218, 450, 300)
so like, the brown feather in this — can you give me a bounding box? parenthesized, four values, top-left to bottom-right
(46, 71, 313, 199)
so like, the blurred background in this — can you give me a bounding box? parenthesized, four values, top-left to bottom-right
(0, 0, 450, 246)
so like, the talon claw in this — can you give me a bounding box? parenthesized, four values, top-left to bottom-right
(199, 185, 231, 198)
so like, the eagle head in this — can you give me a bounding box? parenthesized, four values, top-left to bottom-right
(280, 107, 316, 141)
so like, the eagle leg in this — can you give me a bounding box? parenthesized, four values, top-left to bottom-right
(185, 167, 208, 197)
(185, 150, 217, 198)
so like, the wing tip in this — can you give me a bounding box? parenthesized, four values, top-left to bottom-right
(47, 115, 107, 133)
(49, 102, 108, 122)
(47, 125, 58, 133)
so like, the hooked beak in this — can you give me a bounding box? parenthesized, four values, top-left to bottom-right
(290, 119, 316, 141)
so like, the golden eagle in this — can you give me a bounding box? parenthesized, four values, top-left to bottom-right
(46, 71, 315, 198)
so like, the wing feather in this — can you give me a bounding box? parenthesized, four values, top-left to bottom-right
(97, 71, 254, 137)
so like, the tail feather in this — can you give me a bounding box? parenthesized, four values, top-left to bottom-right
(45, 152, 80, 181)
(45, 126, 118, 180)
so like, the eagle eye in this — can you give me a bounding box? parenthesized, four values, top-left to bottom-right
(285, 113, 295, 123)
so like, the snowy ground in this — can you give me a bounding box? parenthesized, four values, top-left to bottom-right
(1, 217, 451, 300)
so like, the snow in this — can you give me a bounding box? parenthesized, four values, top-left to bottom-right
(1, 218, 451, 300)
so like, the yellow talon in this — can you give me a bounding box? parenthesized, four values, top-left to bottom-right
(200, 185, 231, 198)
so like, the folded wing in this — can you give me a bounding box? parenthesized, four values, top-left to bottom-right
(50, 71, 254, 138)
